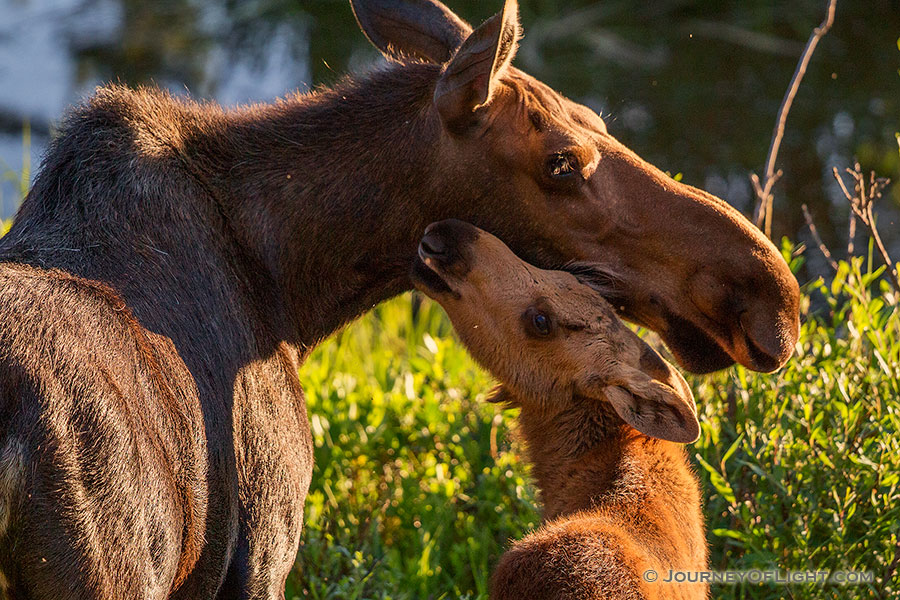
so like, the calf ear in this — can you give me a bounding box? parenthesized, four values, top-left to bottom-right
(350, 0, 472, 63)
(434, 0, 520, 132)
(604, 374, 699, 444)
(581, 341, 699, 444)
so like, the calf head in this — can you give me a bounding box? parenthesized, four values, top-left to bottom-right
(351, 0, 800, 374)
(412, 219, 699, 444)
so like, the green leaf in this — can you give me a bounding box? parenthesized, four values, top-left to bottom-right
(721, 433, 745, 467)
(695, 454, 737, 504)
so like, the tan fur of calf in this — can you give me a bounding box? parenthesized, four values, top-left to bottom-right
(412, 219, 708, 599)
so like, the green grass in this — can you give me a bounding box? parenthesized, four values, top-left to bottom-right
(289, 247, 899, 600)
(290, 297, 534, 599)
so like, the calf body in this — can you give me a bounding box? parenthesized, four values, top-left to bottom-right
(492, 400, 707, 599)
(412, 220, 708, 599)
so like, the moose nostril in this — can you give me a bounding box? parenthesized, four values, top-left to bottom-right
(420, 233, 447, 258)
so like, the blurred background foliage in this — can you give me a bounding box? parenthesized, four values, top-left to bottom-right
(1, 0, 899, 278)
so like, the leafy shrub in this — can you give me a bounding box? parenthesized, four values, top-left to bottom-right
(290, 298, 537, 599)
(691, 251, 899, 600)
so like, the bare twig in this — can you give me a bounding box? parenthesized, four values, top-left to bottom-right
(832, 164, 899, 292)
(752, 0, 837, 239)
(801, 204, 838, 271)
(832, 165, 854, 201)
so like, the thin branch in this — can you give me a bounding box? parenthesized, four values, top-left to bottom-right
(801, 204, 838, 271)
(863, 203, 898, 294)
(832, 165, 899, 292)
(832, 166, 854, 203)
(752, 0, 837, 238)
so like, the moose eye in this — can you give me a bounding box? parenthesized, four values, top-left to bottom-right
(532, 313, 551, 336)
(547, 152, 578, 179)
(524, 309, 553, 338)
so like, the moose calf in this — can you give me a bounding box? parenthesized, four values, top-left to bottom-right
(412, 219, 708, 599)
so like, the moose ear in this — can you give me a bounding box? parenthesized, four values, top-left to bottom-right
(581, 341, 699, 444)
(434, 0, 520, 132)
(350, 0, 473, 63)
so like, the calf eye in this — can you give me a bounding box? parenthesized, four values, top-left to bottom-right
(532, 313, 551, 336)
(525, 310, 553, 338)
(548, 152, 578, 179)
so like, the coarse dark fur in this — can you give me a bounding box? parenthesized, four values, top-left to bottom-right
(0, 1, 796, 598)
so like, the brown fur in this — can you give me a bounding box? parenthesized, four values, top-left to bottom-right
(412, 220, 707, 599)
(0, 1, 791, 597)
(496, 414, 708, 600)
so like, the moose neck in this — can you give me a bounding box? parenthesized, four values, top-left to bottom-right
(517, 400, 682, 521)
(192, 63, 450, 350)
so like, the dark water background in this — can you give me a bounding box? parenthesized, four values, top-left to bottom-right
(1, 0, 898, 278)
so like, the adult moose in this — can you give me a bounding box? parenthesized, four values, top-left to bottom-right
(0, 0, 799, 598)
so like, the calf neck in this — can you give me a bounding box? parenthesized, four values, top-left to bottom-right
(494, 396, 708, 599)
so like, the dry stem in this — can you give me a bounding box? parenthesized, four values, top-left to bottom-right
(832, 164, 898, 292)
(801, 204, 838, 271)
(752, 0, 837, 238)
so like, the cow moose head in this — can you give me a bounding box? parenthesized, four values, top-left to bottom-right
(351, 0, 800, 374)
